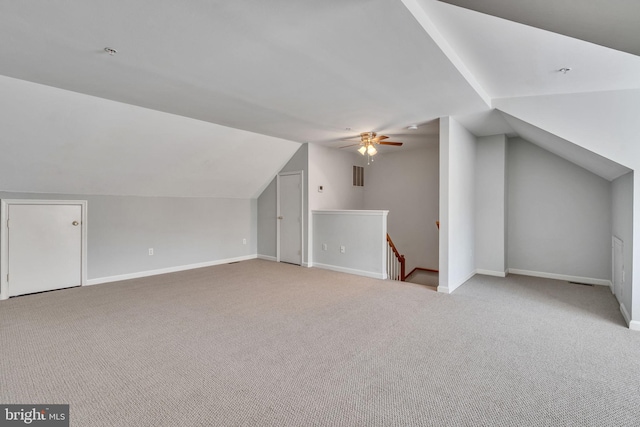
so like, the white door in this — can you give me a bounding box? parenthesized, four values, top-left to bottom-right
(278, 172, 303, 265)
(6, 203, 83, 297)
(612, 236, 624, 298)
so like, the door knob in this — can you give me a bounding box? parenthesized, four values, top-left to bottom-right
(72, 221, 79, 226)
(278, 216, 284, 220)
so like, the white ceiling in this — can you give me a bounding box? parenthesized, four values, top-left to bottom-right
(0, 0, 487, 144)
(500, 112, 631, 181)
(0, 75, 300, 198)
(417, 0, 640, 99)
(0, 0, 637, 196)
(438, 0, 640, 57)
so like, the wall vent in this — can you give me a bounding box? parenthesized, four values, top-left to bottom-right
(353, 165, 364, 187)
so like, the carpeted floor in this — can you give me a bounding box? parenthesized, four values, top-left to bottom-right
(405, 270, 439, 289)
(1, 259, 639, 426)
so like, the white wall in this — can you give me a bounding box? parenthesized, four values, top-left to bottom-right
(257, 144, 309, 262)
(363, 145, 439, 273)
(496, 92, 640, 324)
(258, 143, 365, 267)
(308, 144, 365, 211)
(257, 179, 277, 259)
(0, 192, 256, 282)
(308, 144, 366, 266)
(507, 138, 612, 283)
(312, 210, 388, 279)
(612, 172, 634, 323)
(475, 135, 507, 276)
(439, 117, 477, 293)
(633, 182, 640, 327)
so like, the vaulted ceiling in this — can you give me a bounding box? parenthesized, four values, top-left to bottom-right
(0, 0, 638, 197)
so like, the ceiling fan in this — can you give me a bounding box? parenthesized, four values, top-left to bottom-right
(340, 132, 403, 161)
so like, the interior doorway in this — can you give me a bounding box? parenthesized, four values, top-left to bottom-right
(1, 200, 87, 299)
(277, 171, 303, 265)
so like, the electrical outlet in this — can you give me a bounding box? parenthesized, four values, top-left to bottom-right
(322, 243, 327, 251)
(340, 245, 345, 254)
(243, 238, 247, 245)
(148, 248, 154, 256)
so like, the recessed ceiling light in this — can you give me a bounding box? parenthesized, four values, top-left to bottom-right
(104, 47, 118, 56)
(558, 67, 572, 74)
(407, 125, 418, 130)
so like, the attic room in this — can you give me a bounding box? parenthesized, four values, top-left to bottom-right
(1, 1, 640, 426)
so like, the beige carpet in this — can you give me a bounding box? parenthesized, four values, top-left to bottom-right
(1, 259, 639, 426)
(405, 270, 439, 289)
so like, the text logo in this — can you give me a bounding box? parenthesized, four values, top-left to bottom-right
(0, 405, 68, 426)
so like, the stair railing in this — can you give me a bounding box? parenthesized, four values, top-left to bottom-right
(386, 234, 406, 281)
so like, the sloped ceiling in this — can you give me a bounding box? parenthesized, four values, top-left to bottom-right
(415, 0, 640, 99)
(0, 75, 300, 198)
(499, 112, 631, 181)
(0, 0, 638, 197)
(438, 0, 640, 57)
(0, 0, 487, 144)
(494, 90, 640, 171)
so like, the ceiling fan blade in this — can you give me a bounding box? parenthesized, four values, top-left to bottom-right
(372, 135, 389, 142)
(340, 137, 363, 142)
(378, 141, 403, 146)
(339, 143, 362, 148)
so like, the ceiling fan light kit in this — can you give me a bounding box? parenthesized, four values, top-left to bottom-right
(342, 131, 401, 164)
(340, 131, 403, 164)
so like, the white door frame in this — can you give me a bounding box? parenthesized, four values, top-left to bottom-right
(276, 171, 304, 264)
(612, 235, 624, 297)
(1, 199, 88, 300)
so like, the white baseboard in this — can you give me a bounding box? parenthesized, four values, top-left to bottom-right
(476, 269, 507, 278)
(507, 269, 611, 287)
(620, 302, 631, 326)
(312, 262, 385, 280)
(86, 254, 257, 286)
(619, 303, 640, 331)
(456, 270, 477, 289)
(437, 269, 477, 294)
(257, 255, 310, 267)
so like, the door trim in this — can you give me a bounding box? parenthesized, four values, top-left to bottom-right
(1, 199, 88, 300)
(612, 235, 624, 297)
(276, 171, 304, 265)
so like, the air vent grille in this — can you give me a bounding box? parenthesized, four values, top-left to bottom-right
(353, 165, 364, 187)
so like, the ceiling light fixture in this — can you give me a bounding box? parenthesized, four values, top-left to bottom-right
(407, 124, 418, 130)
(558, 67, 572, 74)
(349, 132, 403, 165)
(104, 47, 118, 56)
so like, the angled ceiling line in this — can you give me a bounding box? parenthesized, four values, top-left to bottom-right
(497, 109, 632, 181)
(437, 0, 640, 57)
(401, 0, 492, 108)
